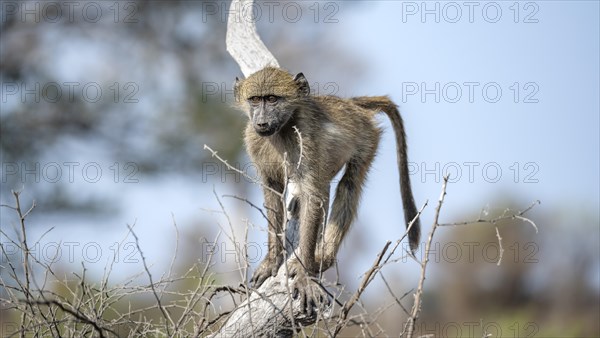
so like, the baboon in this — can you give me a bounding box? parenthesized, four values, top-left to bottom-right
(234, 67, 420, 311)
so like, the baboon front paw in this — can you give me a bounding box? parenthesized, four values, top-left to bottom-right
(286, 259, 328, 315)
(289, 270, 328, 316)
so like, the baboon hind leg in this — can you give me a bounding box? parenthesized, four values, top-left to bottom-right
(316, 150, 376, 271)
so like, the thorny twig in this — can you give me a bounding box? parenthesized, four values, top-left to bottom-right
(403, 175, 450, 338)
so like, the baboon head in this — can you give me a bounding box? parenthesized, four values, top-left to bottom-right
(234, 67, 310, 137)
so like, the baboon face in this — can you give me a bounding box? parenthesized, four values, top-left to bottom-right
(235, 67, 310, 137)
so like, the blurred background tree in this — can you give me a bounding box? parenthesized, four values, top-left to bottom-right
(0, 1, 361, 211)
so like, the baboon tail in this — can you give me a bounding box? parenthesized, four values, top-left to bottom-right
(352, 96, 421, 253)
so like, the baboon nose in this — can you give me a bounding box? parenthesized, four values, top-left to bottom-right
(255, 122, 274, 136)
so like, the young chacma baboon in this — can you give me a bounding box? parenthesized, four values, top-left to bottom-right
(234, 67, 420, 311)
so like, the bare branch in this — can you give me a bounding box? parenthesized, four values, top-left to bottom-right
(18, 299, 118, 338)
(204, 144, 282, 198)
(495, 226, 505, 266)
(439, 199, 540, 233)
(404, 175, 450, 338)
(333, 241, 392, 336)
(126, 223, 175, 334)
(292, 126, 304, 170)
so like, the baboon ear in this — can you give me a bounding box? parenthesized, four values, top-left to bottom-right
(294, 72, 310, 96)
(234, 77, 241, 102)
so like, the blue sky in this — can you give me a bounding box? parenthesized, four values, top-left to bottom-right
(334, 1, 599, 212)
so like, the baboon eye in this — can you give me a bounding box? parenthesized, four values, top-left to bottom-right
(266, 95, 278, 103)
(248, 96, 262, 105)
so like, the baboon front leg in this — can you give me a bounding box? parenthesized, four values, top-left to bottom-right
(251, 178, 285, 287)
(317, 155, 375, 271)
(288, 185, 328, 275)
(287, 182, 329, 314)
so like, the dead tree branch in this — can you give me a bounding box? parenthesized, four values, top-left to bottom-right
(226, 0, 279, 77)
